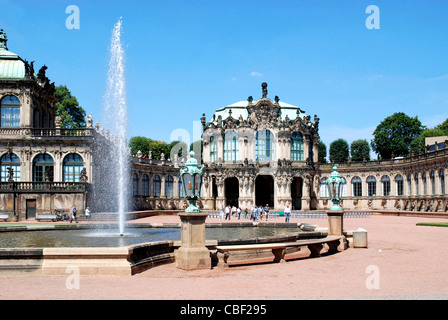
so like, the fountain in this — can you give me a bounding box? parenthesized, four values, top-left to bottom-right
(102, 17, 128, 236)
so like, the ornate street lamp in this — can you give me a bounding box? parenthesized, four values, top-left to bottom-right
(324, 165, 348, 252)
(326, 165, 345, 211)
(176, 151, 210, 270)
(180, 151, 203, 212)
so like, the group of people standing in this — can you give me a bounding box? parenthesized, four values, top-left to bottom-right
(220, 204, 270, 221)
(218, 203, 293, 223)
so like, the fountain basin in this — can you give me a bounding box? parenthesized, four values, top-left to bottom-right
(0, 223, 325, 275)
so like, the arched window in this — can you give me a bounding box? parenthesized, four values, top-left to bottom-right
(395, 175, 403, 196)
(165, 175, 174, 198)
(63, 153, 84, 182)
(407, 174, 412, 196)
(255, 130, 273, 161)
(367, 176, 376, 197)
(341, 177, 347, 197)
(0, 153, 20, 182)
(210, 136, 217, 163)
(178, 178, 184, 197)
(422, 172, 427, 196)
(133, 174, 139, 196)
(153, 175, 161, 197)
(1, 95, 20, 128)
(414, 173, 419, 196)
(381, 176, 391, 196)
(142, 175, 149, 196)
(319, 177, 328, 198)
(33, 154, 54, 182)
(290, 132, 304, 161)
(352, 176, 362, 197)
(440, 169, 445, 196)
(223, 131, 239, 161)
(430, 171, 435, 196)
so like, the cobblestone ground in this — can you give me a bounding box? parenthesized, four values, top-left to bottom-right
(0, 214, 447, 300)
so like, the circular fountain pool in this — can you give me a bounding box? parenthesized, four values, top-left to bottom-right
(0, 225, 299, 248)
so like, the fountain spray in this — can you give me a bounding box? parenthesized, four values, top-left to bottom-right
(104, 17, 128, 236)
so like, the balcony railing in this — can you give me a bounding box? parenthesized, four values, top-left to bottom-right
(0, 182, 87, 193)
(0, 128, 93, 137)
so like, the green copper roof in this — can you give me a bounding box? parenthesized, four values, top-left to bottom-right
(0, 48, 25, 79)
(211, 100, 306, 123)
(0, 29, 26, 79)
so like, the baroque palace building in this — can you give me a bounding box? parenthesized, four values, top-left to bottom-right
(1, 29, 447, 221)
(199, 82, 448, 213)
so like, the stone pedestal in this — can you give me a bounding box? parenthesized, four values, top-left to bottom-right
(326, 210, 348, 251)
(175, 212, 211, 270)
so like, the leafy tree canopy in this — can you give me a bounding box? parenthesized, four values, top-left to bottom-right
(54, 85, 86, 128)
(329, 138, 349, 164)
(318, 140, 327, 164)
(371, 112, 423, 159)
(129, 136, 152, 156)
(350, 139, 370, 161)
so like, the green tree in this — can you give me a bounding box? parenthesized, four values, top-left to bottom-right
(148, 140, 169, 159)
(350, 139, 370, 161)
(129, 136, 152, 156)
(371, 112, 423, 159)
(436, 118, 448, 134)
(318, 140, 327, 164)
(54, 85, 86, 128)
(410, 128, 447, 154)
(329, 139, 349, 164)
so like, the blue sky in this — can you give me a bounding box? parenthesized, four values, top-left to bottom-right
(2, 0, 448, 157)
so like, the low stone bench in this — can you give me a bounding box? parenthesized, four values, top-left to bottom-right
(0, 214, 9, 221)
(215, 236, 342, 268)
(36, 214, 57, 222)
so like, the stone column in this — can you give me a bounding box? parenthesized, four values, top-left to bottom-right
(326, 210, 348, 251)
(175, 212, 211, 270)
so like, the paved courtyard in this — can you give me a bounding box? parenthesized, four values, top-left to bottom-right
(0, 214, 447, 300)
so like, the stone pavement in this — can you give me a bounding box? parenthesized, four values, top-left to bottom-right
(0, 214, 447, 300)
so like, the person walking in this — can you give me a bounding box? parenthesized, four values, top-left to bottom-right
(264, 204, 270, 221)
(237, 207, 241, 220)
(219, 207, 225, 221)
(70, 204, 79, 223)
(225, 205, 231, 221)
(284, 203, 291, 223)
(85, 207, 91, 221)
(252, 205, 258, 222)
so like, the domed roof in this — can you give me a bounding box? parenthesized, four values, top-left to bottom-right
(0, 29, 26, 79)
(210, 99, 307, 125)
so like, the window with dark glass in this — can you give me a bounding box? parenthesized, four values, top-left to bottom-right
(1, 95, 20, 128)
(256, 130, 273, 161)
(0, 153, 21, 182)
(142, 175, 149, 196)
(367, 176, 376, 197)
(290, 132, 304, 161)
(352, 176, 362, 197)
(33, 154, 54, 182)
(165, 175, 174, 198)
(63, 153, 84, 182)
(153, 175, 161, 197)
(223, 131, 238, 161)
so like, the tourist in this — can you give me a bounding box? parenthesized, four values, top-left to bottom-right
(284, 203, 291, 223)
(219, 207, 225, 221)
(70, 204, 78, 223)
(264, 204, 270, 221)
(231, 206, 237, 217)
(237, 207, 241, 220)
(252, 206, 258, 221)
(85, 207, 91, 221)
(225, 205, 231, 221)
(258, 206, 263, 220)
